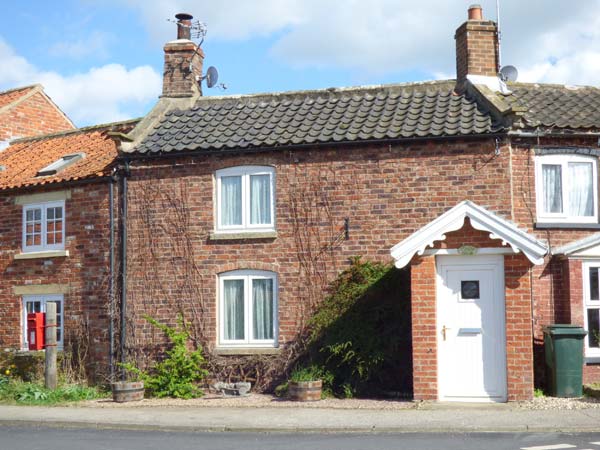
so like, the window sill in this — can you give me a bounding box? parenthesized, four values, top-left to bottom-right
(213, 347, 280, 356)
(15, 250, 69, 260)
(585, 355, 600, 364)
(535, 222, 600, 230)
(209, 231, 277, 241)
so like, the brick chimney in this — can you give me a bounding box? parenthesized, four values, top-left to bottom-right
(455, 4, 499, 86)
(162, 13, 204, 98)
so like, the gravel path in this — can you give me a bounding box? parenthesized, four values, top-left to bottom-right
(80, 392, 600, 410)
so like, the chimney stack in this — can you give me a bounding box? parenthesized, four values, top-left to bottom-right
(455, 4, 499, 89)
(162, 13, 204, 98)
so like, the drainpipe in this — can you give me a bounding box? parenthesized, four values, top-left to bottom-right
(120, 160, 130, 380)
(108, 172, 116, 381)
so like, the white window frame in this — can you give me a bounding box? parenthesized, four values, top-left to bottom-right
(215, 166, 275, 233)
(535, 154, 598, 224)
(218, 270, 278, 348)
(22, 200, 65, 253)
(583, 261, 600, 361)
(22, 294, 64, 350)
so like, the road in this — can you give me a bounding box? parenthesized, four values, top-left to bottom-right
(2, 426, 600, 450)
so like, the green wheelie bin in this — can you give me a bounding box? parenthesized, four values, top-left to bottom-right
(543, 324, 587, 397)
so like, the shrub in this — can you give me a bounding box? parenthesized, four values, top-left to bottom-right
(121, 315, 209, 399)
(304, 257, 411, 397)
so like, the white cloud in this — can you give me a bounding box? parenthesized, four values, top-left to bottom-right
(48, 31, 115, 60)
(123, 0, 305, 41)
(0, 38, 161, 126)
(120, 0, 600, 86)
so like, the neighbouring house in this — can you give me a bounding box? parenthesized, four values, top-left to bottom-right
(0, 84, 75, 146)
(0, 119, 137, 380)
(114, 6, 600, 402)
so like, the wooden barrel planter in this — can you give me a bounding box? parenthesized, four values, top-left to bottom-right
(112, 381, 145, 403)
(288, 380, 322, 401)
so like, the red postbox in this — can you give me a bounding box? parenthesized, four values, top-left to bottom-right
(26, 312, 45, 350)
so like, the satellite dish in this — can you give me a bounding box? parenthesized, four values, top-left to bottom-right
(206, 66, 219, 88)
(499, 65, 518, 82)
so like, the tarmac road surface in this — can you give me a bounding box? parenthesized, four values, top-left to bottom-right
(2, 426, 600, 450)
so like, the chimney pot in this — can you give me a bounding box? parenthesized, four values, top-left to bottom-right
(175, 13, 193, 40)
(468, 4, 483, 20)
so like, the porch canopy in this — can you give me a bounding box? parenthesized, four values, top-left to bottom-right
(390, 201, 548, 268)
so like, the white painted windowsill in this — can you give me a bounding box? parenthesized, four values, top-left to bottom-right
(14, 250, 69, 260)
(210, 231, 277, 241)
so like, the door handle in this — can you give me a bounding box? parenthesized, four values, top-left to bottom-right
(442, 325, 451, 341)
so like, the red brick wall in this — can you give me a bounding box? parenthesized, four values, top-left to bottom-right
(504, 254, 534, 401)
(0, 182, 115, 379)
(0, 91, 74, 141)
(410, 255, 437, 400)
(128, 142, 510, 354)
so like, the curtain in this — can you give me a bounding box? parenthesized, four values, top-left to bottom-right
(224, 279, 244, 340)
(568, 162, 593, 216)
(542, 164, 563, 214)
(221, 176, 242, 226)
(250, 174, 271, 225)
(252, 278, 273, 340)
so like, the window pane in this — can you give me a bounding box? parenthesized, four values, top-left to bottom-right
(47, 208, 55, 220)
(542, 164, 563, 213)
(588, 309, 600, 348)
(221, 176, 242, 226)
(26, 301, 41, 313)
(223, 279, 244, 340)
(591, 268, 599, 301)
(568, 162, 594, 217)
(252, 278, 273, 340)
(250, 174, 271, 225)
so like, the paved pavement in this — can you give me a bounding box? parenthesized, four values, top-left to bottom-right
(0, 402, 600, 433)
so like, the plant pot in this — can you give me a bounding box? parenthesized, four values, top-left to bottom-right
(288, 380, 322, 401)
(111, 381, 144, 403)
(213, 381, 251, 397)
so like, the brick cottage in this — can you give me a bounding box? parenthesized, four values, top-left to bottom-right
(111, 6, 600, 401)
(3, 5, 600, 402)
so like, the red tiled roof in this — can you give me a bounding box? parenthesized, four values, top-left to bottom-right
(0, 85, 38, 110)
(0, 119, 139, 191)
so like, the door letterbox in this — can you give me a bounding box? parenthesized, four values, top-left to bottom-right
(26, 312, 45, 351)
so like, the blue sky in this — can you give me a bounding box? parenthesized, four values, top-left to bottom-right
(1, 1, 599, 127)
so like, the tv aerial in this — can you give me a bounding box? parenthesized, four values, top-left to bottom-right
(499, 65, 518, 82)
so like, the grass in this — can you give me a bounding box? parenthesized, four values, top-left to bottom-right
(0, 375, 107, 405)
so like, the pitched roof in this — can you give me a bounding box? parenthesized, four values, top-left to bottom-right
(128, 79, 600, 156)
(0, 85, 39, 110)
(504, 82, 600, 130)
(0, 119, 139, 191)
(133, 80, 504, 155)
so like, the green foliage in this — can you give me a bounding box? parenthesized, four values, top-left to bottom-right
(534, 388, 545, 398)
(121, 315, 208, 399)
(304, 257, 411, 398)
(0, 376, 104, 405)
(289, 365, 325, 382)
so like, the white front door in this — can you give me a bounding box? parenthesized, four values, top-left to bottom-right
(436, 255, 507, 402)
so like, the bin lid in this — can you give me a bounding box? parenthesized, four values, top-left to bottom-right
(543, 324, 587, 336)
